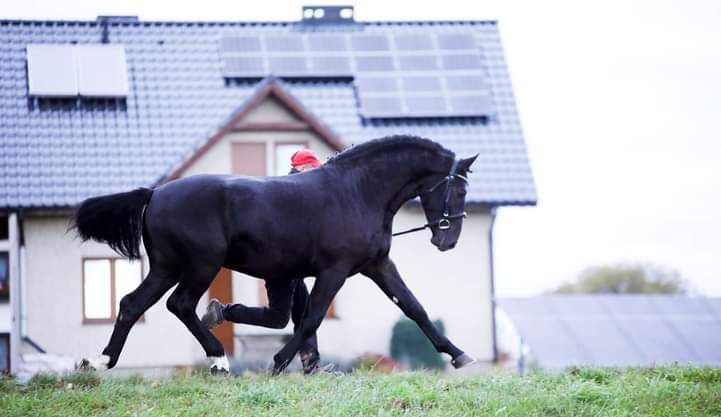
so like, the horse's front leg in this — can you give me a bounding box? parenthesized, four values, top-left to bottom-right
(362, 257, 476, 369)
(272, 268, 347, 375)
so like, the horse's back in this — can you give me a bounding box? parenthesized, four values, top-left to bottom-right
(144, 175, 239, 262)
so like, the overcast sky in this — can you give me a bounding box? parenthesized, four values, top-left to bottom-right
(5, 0, 721, 296)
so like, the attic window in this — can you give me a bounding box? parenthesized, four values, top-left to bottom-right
(27, 44, 129, 97)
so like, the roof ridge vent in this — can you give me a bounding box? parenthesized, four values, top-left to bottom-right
(302, 5, 354, 24)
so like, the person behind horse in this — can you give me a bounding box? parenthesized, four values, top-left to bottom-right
(201, 149, 322, 373)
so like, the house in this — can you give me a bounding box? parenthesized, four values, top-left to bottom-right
(497, 295, 721, 371)
(0, 6, 536, 374)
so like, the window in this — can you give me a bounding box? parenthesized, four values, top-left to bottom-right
(0, 253, 8, 302)
(83, 258, 142, 323)
(0, 216, 8, 240)
(275, 143, 306, 176)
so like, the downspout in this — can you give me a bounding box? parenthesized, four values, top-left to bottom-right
(488, 207, 498, 363)
(17, 210, 46, 354)
(17, 210, 43, 353)
(18, 209, 26, 338)
(8, 212, 20, 374)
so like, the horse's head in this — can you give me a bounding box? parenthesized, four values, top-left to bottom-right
(419, 155, 478, 251)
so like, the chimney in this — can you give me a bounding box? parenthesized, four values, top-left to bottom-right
(301, 6, 355, 24)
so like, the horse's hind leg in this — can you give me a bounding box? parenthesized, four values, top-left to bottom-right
(167, 268, 228, 373)
(272, 268, 347, 375)
(79, 266, 177, 370)
(291, 280, 320, 374)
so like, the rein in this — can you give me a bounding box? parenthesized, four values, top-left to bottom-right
(392, 158, 468, 237)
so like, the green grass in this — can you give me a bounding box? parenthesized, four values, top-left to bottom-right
(1, 366, 720, 416)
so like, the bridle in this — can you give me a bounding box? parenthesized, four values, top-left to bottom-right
(392, 158, 469, 237)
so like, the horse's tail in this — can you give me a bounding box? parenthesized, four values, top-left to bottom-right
(71, 188, 154, 260)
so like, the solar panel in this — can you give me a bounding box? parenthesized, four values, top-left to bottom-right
(394, 34, 434, 51)
(350, 34, 390, 51)
(359, 95, 403, 116)
(221, 36, 262, 52)
(404, 95, 447, 115)
(397, 55, 438, 71)
(441, 54, 483, 70)
(310, 56, 351, 75)
(217, 29, 493, 118)
(354, 56, 395, 72)
(268, 56, 309, 75)
(356, 76, 399, 92)
(265, 36, 304, 52)
(307, 35, 348, 52)
(563, 318, 637, 366)
(401, 76, 442, 92)
(437, 33, 477, 50)
(445, 75, 486, 91)
(76, 45, 129, 97)
(27, 44, 78, 96)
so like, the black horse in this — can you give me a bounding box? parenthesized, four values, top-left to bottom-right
(74, 135, 478, 374)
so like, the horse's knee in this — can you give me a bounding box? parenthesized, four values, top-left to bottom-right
(117, 294, 140, 323)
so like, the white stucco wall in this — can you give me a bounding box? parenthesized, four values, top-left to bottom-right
(23, 216, 205, 369)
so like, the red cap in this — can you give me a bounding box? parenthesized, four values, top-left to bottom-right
(290, 149, 321, 168)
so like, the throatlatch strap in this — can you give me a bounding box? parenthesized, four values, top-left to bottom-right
(392, 158, 467, 237)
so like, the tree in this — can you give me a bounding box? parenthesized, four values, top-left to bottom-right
(553, 263, 688, 294)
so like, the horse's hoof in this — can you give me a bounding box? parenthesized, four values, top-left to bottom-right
(210, 366, 230, 376)
(77, 358, 92, 371)
(209, 355, 230, 375)
(300, 350, 320, 375)
(451, 353, 476, 369)
(272, 356, 290, 376)
(77, 355, 110, 371)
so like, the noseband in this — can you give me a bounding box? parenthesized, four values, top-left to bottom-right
(392, 158, 468, 237)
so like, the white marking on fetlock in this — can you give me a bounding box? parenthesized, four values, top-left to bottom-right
(209, 355, 229, 372)
(86, 354, 110, 371)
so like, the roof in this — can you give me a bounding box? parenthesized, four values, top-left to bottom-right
(0, 17, 537, 209)
(498, 295, 721, 368)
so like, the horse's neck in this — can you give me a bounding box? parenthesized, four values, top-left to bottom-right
(338, 150, 451, 216)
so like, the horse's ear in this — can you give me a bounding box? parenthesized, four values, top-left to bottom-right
(458, 154, 479, 173)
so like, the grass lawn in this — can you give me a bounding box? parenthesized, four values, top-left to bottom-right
(1, 366, 720, 416)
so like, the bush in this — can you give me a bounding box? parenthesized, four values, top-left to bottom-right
(389, 318, 445, 370)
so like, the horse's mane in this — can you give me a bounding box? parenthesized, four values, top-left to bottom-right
(325, 135, 454, 166)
